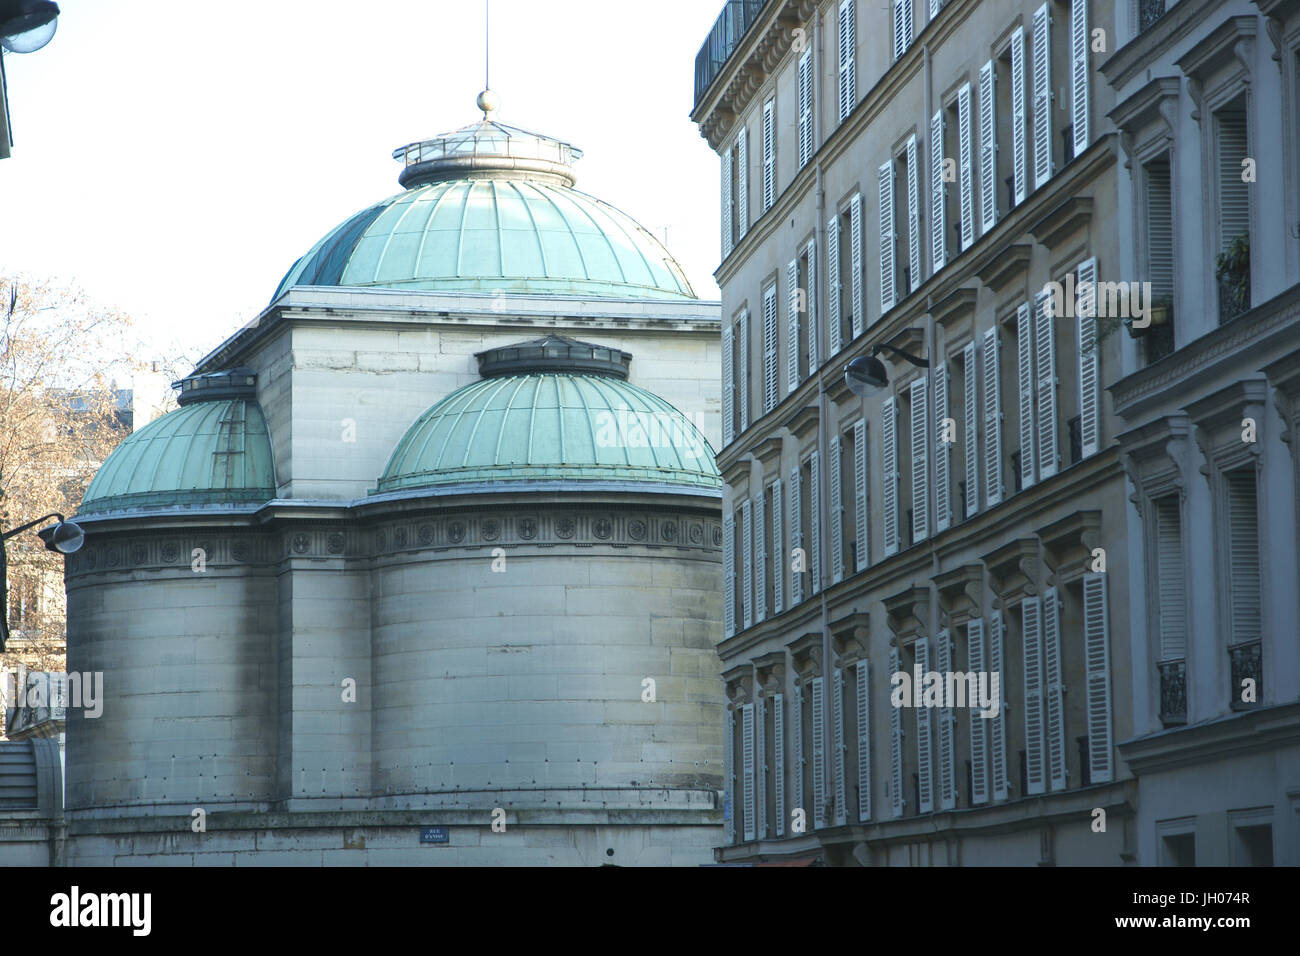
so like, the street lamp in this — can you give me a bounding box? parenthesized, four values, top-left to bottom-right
(0, 510, 83, 652)
(0, 0, 59, 53)
(844, 342, 930, 397)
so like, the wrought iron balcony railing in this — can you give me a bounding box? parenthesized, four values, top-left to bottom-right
(1158, 658, 1187, 726)
(1229, 640, 1262, 710)
(1139, 0, 1168, 32)
(695, 0, 770, 110)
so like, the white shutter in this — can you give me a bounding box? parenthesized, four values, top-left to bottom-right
(979, 60, 997, 234)
(856, 660, 872, 821)
(737, 126, 750, 239)
(838, 0, 856, 123)
(722, 324, 735, 447)
(1154, 495, 1185, 660)
(988, 615, 1010, 801)
(771, 479, 785, 615)
(910, 375, 929, 543)
(983, 328, 1004, 506)
(1010, 26, 1028, 206)
(1147, 160, 1174, 298)
(790, 466, 804, 606)
(879, 160, 896, 315)
(1071, 0, 1089, 157)
(1035, 288, 1059, 480)
(833, 667, 847, 825)
(773, 693, 786, 835)
(809, 451, 822, 594)
(1022, 596, 1046, 795)
(724, 707, 736, 842)
(762, 99, 776, 213)
(882, 396, 900, 556)
(1016, 301, 1037, 491)
(753, 492, 767, 623)
(1083, 572, 1114, 783)
(787, 258, 800, 393)
(929, 0, 942, 20)
(854, 418, 869, 572)
(723, 511, 736, 637)
(721, 149, 734, 259)
(738, 308, 750, 432)
(850, 193, 865, 336)
(806, 238, 819, 370)
(798, 50, 814, 168)
(742, 702, 756, 841)
(958, 82, 975, 251)
(936, 629, 957, 810)
(915, 636, 933, 813)
(828, 214, 842, 357)
(892, 0, 910, 60)
(1032, 3, 1052, 189)
(930, 110, 947, 273)
(756, 696, 768, 837)
(763, 285, 778, 414)
(889, 645, 904, 817)
(1226, 469, 1262, 644)
(811, 676, 826, 828)
(963, 339, 979, 518)
(792, 683, 804, 822)
(829, 433, 844, 584)
(1076, 256, 1100, 457)
(1218, 113, 1250, 253)
(741, 499, 753, 630)
(934, 359, 951, 532)
(967, 618, 989, 804)
(1043, 587, 1067, 791)
(906, 134, 921, 294)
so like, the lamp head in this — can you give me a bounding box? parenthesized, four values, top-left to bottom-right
(38, 518, 83, 554)
(844, 355, 888, 396)
(0, 0, 59, 53)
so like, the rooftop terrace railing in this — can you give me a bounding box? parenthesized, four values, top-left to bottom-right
(694, 0, 771, 110)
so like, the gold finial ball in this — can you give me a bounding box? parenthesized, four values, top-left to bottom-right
(477, 89, 501, 116)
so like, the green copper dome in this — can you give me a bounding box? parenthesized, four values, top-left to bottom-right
(79, 396, 277, 514)
(376, 373, 720, 494)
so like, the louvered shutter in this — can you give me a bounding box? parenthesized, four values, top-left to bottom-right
(838, 0, 856, 123)
(929, 0, 941, 20)
(936, 630, 956, 810)
(934, 359, 951, 532)
(958, 83, 975, 251)
(811, 676, 826, 828)
(763, 285, 779, 414)
(931, 110, 947, 273)
(722, 325, 734, 447)
(724, 707, 736, 842)
(1071, 0, 1089, 156)
(1076, 256, 1100, 457)
(1146, 161, 1173, 298)
(889, 645, 904, 817)
(1043, 587, 1067, 791)
(833, 668, 847, 825)
(809, 451, 822, 594)
(1083, 572, 1113, 783)
(854, 419, 869, 571)
(979, 60, 997, 234)
(737, 127, 750, 239)
(1016, 301, 1037, 490)
(850, 193, 865, 336)
(790, 466, 804, 606)
(910, 375, 929, 543)
(1010, 26, 1027, 205)
(905, 135, 921, 294)
(792, 683, 804, 820)
(967, 618, 989, 804)
(773, 693, 786, 835)
(742, 702, 756, 841)
(988, 615, 1010, 801)
(771, 479, 785, 615)
(787, 258, 801, 393)
(762, 99, 776, 213)
(983, 328, 1003, 506)
(741, 499, 753, 630)
(738, 309, 750, 432)
(753, 492, 767, 623)
(1154, 495, 1185, 661)
(915, 636, 934, 813)
(963, 340, 979, 518)
(1032, 3, 1052, 189)
(722, 149, 734, 259)
(882, 396, 900, 556)
(1022, 596, 1046, 795)
(756, 696, 768, 837)
(1226, 468, 1262, 644)
(806, 238, 819, 370)
(856, 660, 871, 821)
(879, 160, 897, 314)
(1034, 289, 1059, 480)
(798, 51, 814, 168)
(828, 214, 843, 357)
(1218, 112, 1249, 253)
(893, 0, 908, 60)
(723, 511, 736, 637)
(829, 434, 844, 584)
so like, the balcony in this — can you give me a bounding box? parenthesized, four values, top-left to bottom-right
(1229, 640, 1262, 711)
(695, 0, 770, 110)
(1139, 0, 1168, 32)
(1158, 658, 1187, 726)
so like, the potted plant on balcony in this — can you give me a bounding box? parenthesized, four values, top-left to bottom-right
(1215, 233, 1250, 322)
(1125, 295, 1173, 338)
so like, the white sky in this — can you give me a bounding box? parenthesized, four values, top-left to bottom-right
(0, 0, 724, 362)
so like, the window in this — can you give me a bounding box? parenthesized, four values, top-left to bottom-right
(762, 284, 779, 414)
(762, 98, 777, 213)
(997, 29, 1028, 214)
(838, 0, 857, 124)
(1138, 0, 1168, 34)
(830, 201, 862, 354)
(1142, 154, 1175, 364)
(723, 309, 749, 444)
(798, 50, 814, 168)
(1214, 102, 1251, 324)
(888, 136, 922, 302)
(1233, 823, 1274, 866)
(788, 242, 816, 392)
(1224, 466, 1262, 709)
(724, 509, 742, 635)
(1153, 493, 1188, 725)
(1161, 831, 1196, 866)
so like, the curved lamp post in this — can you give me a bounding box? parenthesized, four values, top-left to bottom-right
(843, 342, 930, 398)
(1, 511, 83, 652)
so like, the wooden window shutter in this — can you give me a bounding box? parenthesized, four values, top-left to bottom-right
(979, 59, 997, 234)
(882, 395, 900, 556)
(963, 339, 979, 518)
(756, 696, 768, 837)
(721, 149, 734, 258)
(771, 479, 785, 615)
(798, 51, 814, 168)
(762, 99, 776, 212)
(856, 660, 872, 821)
(1016, 300, 1037, 491)
(763, 285, 779, 414)
(930, 110, 947, 273)
(833, 667, 847, 825)
(879, 159, 897, 315)
(915, 636, 934, 813)
(989, 614, 1010, 801)
(809, 450, 822, 594)
(773, 693, 787, 835)
(722, 324, 735, 447)
(787, 258, 801, 394)
(983, 327, 1004, 506)
(722, 511, 735, 637)
(910, 374, 930, 543)
(935, 629, 957, 810)
(906, 134, 921, 294)
(1075, 256, 1100, 457)
(889, 645, 905, 817)
(1031, 3, 1052, 189)
(854, 418, 870, 571)
(741, 498, 753, 630)
(806, 238, 819, 370)
(789, 465, 804, 606)
(838, 0, 856, 123)
(1071, 0, 1089, 156)
(742, 702, 756, 841)
(967, 618, 989, 804)
(737, 126, 750, 239)
(934, 358, 952, 532)
(958, 82, 975, 251)
(1226, 468, 1263, 644)
(724, 707, 736, 842)
(1043, 587, 1067, 791)
(829, 433, 844, 584)
(811, 676, 827, 828)
(1010, 26, 1028, 205)
(738, 309, 750, 433)
(1022, 595, 1046, 795)
(851, 193, 865, 337)
(1035, 288, 1059, 480)
(827, 213, 842, 357)
(753, 492, 766, 623)
(1083, 572, 1114, 783)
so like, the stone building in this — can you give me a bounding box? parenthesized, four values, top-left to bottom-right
(694, 0, 1297, 865)
(41, 98, 727, 866)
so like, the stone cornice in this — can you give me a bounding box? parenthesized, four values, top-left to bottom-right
(929, 286, 978, 335)
(752, 435, 785, 470)
(1109, 76, 1182, 169)
(1037, 511, 1103, 586)
(972, 242, 1033, 297)
(933, 564, 985, 628)
(982, 538, 1041, 606)
(883, 585, 929, 642)
(1116, 415, 1193, 513)
(1176, 16, 1258, 87)
(788, 630, 824, 679)
(828, 610, 870, 664)
(1026, 196, 1093, 252)
(784, 404, 821, 442)
(1118, 701, 1300, 774)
